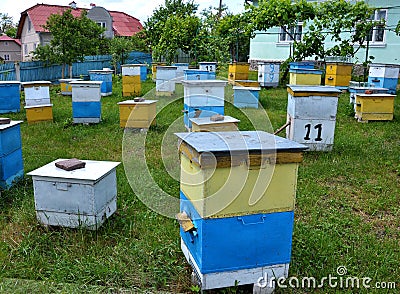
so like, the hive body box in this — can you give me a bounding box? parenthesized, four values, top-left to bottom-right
(156, 66, 177, 96)
(0, 120, 24, 189)
(233, 80, 259, 87)
(88, 69, 113, 96)
(289, 69, 322, 86)
(172, 63, 189, 83)
(228, 62, 249, 84)
(0, 81, 21, 113)
(70, 81, 102, 124)
(151, 62, 166, 81)
(121, 64, 142, 96)
(25, 104, 53, 124)
(176, 131, 307, 290)
(233, 86, 261, 108)
(139, 64, 148, 81)
(184, 69, 216, 80)
(289, 61, 315, 70)
(190, 116, 239, 132)
(59, 78, 83, 95)
(355, 93, 396, 122)
(286, 85, 341, 151)
(182, 80, 226, 130)
(198, 62, 217, 73)
(368, 63, 399, 94)
(324, 62, 353, 89)
(28, 159, 120, 230)
(258, 61, 280, 87)
(22, 81, 51, 106)
(348, 84, 388, 105)
(118, 99, 157, 128)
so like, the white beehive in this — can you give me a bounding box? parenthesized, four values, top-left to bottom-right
(198, 62, 217, 73)
(28, 159, 120, 230)
(258, 61, 280, 87)
(156, 66, 177, 95)
(22, 81, 51, 106)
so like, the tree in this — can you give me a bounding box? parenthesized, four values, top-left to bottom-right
(33, 9, 106, 78)
(109, 37, 134, 73)
(0, 13, 17, 38)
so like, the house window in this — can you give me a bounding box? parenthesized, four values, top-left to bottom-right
(24, 44, 28, 55)
(28, 19, 32, 32)
(97, 22, 106, 28)
(4, 41, 8, 46)
(4, 55, 10, 61)
(367, 9, 387, 43)
(279, 24, 303, 42)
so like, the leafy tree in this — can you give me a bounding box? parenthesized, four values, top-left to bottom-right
(0, 13, 14, 34)
(130, 31, 151, 53)
(109, 37, 134, 73)
(33, 9, 106, 77)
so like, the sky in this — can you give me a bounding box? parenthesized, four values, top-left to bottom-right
(0, 0, 246, 26)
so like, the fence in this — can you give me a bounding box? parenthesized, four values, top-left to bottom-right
(0, 51, 152, 82)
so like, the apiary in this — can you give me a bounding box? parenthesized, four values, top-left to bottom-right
(0, 81, 21, 113)
(286, 85, 341, 151)
(156, 66, 177, 96)
(368, 63, 399, 94)
(233, 86, 261, 108)
(59, 78, 83, 95)
(355, 93, 396, 122)
(190, 115, 239, 132)
(25, 104, 53, 124)
(228, 62, 249, 84)
(181, 80, 226, 130)
(70, 81, 102, 124)
(198, 62, 217, 73)
(28, 159, 120, 230)
(172, 63, 189, 83)
(258, 61, 280, 87)
(88, 68, 113, 96)
(184, 69, 216, 80)
(118, 99, 157, 128)
(176, 131, 307, 290)
(324, 62, 353, 89)
(22, 81, 51, 106)
(0, 120, 24, 189)
(121, 64, 142, 96)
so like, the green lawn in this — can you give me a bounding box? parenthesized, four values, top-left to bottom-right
(0, 72, 399, 293)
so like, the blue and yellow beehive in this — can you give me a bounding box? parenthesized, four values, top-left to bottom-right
(176, 131, 307, 290)
(0, 120, 24, 189)
(88, 69, 113, 96)
(0, 81, 20, 113)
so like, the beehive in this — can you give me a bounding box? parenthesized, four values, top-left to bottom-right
(0, 120, 24, 189)
(324, 62, 353, 88)
(0, 81, 20, 113)
(156, 66, 177, 96)
(286, 85, 341, 151)
(228, 62, 249, 84)
(121, 64, 141, 96)
(139, 64, 148, 81)
(70, 81, 102, 124)
(172, 63, 189, 83)
(22, 81, 51, 106)
(59, 78, 83, 95)
(181, 80, 226, 129)
(355, 93, 396, 122)
(28, 159, 120, 230)
(88, 69, 113, 96)
(368, 63, 399, 94)
(198, 62, 217, 73)
(151, 62, 166, 81)
(190, 115, 239, 132)
(233, 86, 261, 108)
(233, 80, 259, 87)
(25, 104, 53, 124)
(348, 83, 388, 106)
(289, 69, 322, 86)
(184, 69, 216, 80)
(118, 99, 157, 128)
(258, 61, 280, 87)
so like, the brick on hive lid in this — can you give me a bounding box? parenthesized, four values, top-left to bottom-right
(0, 118, 11, 125)
(55, 158, 86, 171)
(133, 97, 145, 102)
(210, 114, 224, 121)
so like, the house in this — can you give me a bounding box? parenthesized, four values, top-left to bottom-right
(16, 3, 143, 61)
(249, 0, 400, 65)
(0, 35, 22, 63)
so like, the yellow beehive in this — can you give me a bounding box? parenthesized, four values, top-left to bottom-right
(289, 71, 322, 86)
(228, 63, 249, 84)
(355, 93, 395, 122)
(118, 99, 157, 128)
(190, 116, 240, 132)
(122, 76, 141, 97)
(233, 80, 259, 87)
(325, 63, 353, 87)
(177, 131, 307, 218)
(25, 104, 53, 124)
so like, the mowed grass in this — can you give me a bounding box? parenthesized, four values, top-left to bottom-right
(0, 71, 399, 293)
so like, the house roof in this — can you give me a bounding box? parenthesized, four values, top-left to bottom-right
(0, 35, 22, 46)
(16, 4, 143, 38)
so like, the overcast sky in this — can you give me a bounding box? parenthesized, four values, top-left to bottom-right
(0, 0, 246, 26)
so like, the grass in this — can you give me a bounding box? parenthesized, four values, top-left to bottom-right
(0, 71, 399, 293)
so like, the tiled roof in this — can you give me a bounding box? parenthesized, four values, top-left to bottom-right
(17, 4, 142, 38)
(0, 35, 22, 46)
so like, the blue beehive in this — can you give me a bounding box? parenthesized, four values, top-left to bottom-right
(70, 81, 102, 124)
(139, 64, 148, 81)
(0, 120, 24, 189)
(233, 86, 261, 108)
(0, 81, 20, 113)
(367, 63, 399, 94)
(88, 69, 113, 96)
(184, 69, 216, 80)
(289, 61, 315, 70)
